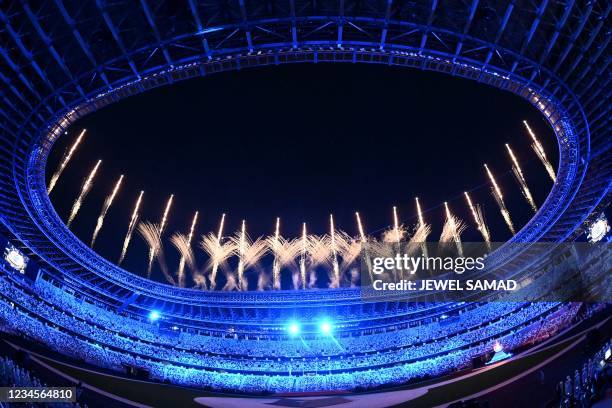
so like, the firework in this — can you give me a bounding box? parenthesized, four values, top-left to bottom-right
(355, 212, 367, 242)
(138, 221, 175, 285)
(201, 213, 230, 290)
(147, 195, 174, 276)
(119, 191, 144, 265)
(415, 197, 425, 227)
(172, 211, 199, 287)
(269, 218, 282, 290)
(355, 212, 374, 282)
(464, 191, 491, 249)
(231, 220, 264, 290)
(300, 223, 308, 289)
(329, 214, 340, 288)
(308, 234, 331, 266)
(171, 233, 195, 287)
(506, 144, 537, 212)
(415, 197, 430, 257)
(337, 231, 361, 271)
(523, 120, 556, 182)
(440, 202, 466, 256)
(393, 206, 401, 244)
(67, 159, 102, 227)
(48, 129, 86, 193)
(91, 174, 123, 247)
(484, 164, 516, 234)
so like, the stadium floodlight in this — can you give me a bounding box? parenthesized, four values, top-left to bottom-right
(287, 321, 300, 337)
(319, 320, 333, 336)
(148, 310, 161, 321)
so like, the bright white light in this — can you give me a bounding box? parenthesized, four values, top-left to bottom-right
(5, 247, 27, 273)
(493, 341, 503, 353)
(287, 322, 300, 337)
(149, 310, 161, 321)
(320, 321, 333, 336)
(587, 216, 609, 243)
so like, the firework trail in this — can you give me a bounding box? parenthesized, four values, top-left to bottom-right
(48, 129, 86, 193)
(147, 194, 174, 276)
(382, 206, 407, 243)
(138, 221, 175, 285)
(67, 159, 102, 227)
(236, 221, 247, 290)
(91, 174, 123, 247)
(464, 191, 491, 249)
(308, 234, 331, 266)
(505, 143, 538, 213)
(307, 234, 331, 288)
(355, 212, 367, 242)
(300, 223, 308, 289)
(355, 212, 373, 281)
(171, 211, 199, 287)
(201, 214, 230, 290)
(337, 231, 361, 274)
(393, 206, 401, 244)
(523, 120, 556, 182)
(329, 214, 340, 288)
(201, 232, 234, 290)
(484, 164, 516, 235)
(171, 233, 195, 287)
(269, 218, 282, 290)
(440, 202, 466, 257)
(119, 191, 144, 265)
(231, 221, 267, 290)
(415, 197, 430, 258)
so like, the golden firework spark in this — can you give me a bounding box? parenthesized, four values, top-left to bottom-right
(270, 217, 282, 289)
(440, 202, 465, 256)
(523, 120, 556, 182)
(393, 206, 401, 244)
(329, 214, 340, 288)
(204, 213, 228, 290)
(138, 221, 175, 285)
(147, 194, 174, 276)
(119, 190, 144, 265)
(171, 233, 195, 287)
(464, 191, 491, 249)
(48, 129, 86, 193)
(414, 197, 430, 257)
(415, 197, 424, 226)
(91, 174, 123, 247)
(355, 212, 367, 243)
(300, 222, 307, 289)
(173, 211, 198, 287)
(236, 220, 247, 290)
(67, 159, 102, 227)
(505, 143, 537, 212)
(484, 164, 516, 234)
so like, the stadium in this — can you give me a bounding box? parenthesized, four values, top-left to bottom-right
(0, 1, 610, 407)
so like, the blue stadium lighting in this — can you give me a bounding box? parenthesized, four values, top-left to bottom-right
(319, 320, 333, 336)
(287, 321, 300, 337)
(148, 310, 161, 322)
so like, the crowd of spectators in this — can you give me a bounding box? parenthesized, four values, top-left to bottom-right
(0, 271, 584, 392)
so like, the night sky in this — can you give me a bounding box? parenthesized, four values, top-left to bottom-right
(47, 63, 558, 284)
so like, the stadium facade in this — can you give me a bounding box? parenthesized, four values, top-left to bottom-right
(0, 0, 609, 394)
